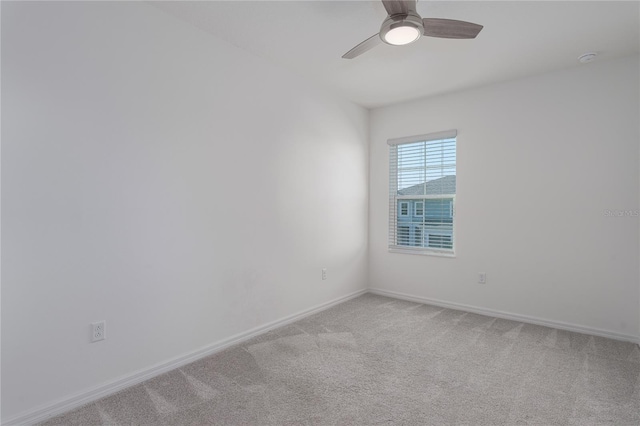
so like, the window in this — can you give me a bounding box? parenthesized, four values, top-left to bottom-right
(399, 201, 409, 216)
(388, 130, 456, 254)
(414, 201, 424, 216)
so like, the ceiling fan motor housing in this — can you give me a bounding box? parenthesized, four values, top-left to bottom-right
(379, 12, 424, 45)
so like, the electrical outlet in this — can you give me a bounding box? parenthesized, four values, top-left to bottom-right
(91, 321, 106, 342)
(322, 268, 327, 280)
(478, 273, 486, 284)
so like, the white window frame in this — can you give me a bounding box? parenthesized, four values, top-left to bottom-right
(388, 130, 457, 257)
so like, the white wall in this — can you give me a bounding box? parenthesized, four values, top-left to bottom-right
(370, 55, 640, 339)
(1, 2, 368, 421)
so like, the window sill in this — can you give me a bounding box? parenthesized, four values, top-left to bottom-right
(388, 247, 456, 258)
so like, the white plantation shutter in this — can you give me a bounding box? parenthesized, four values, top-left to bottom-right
(388, 130, 457, 254)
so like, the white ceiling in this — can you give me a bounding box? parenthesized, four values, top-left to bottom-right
(152, 1, 640, 108)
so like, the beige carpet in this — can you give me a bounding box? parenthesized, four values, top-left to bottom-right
(42, 293, 640, 425)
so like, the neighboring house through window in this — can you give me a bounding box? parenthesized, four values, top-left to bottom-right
(398, 225, 410, 246)
(426, 233, 453, 250)
(388, 130, 456, 254)
(414, 226, 422, 247)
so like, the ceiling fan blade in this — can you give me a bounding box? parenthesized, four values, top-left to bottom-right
(342, 34, 382, 59)
(382, 0, 416, 16)
(423, 18, 483, 39)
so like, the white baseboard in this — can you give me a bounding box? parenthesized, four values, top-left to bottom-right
(3, 288, 368, 426)
(368, 287, 640, 344)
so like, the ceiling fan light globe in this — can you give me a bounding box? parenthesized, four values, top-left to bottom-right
(383, 26, 421, 45)
(379, 12, 424, 46)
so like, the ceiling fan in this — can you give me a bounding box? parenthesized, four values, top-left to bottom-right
(343, 0, 483, 59)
